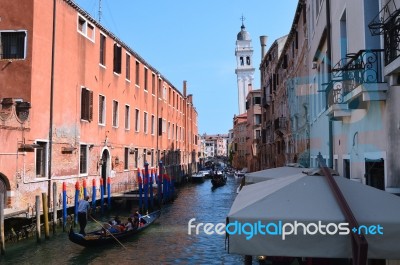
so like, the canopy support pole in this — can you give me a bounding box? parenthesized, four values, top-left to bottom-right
(317, 153, 368, 265)
(244, 255, 252, 265)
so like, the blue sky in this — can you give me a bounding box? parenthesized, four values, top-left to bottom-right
(74, 0, 298, 135)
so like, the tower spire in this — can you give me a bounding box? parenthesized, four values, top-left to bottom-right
(240, 15, 246, 27)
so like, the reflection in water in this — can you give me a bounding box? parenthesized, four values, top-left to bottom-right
(0, 176, 245, 264)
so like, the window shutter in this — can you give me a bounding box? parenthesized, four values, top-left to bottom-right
(88, 90, 93, 121)
(158, 118, 162, 136)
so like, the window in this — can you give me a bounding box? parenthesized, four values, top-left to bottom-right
(80, 144, 88, 174)
(152, 73, 156, 95)
(144, 68, 148, 91)
(168, 122, 171, 139)
(151, 115, 155, 135)
(126, 53, 130, 80)
(143, 149, 147, 165)
(158, 79, 162, 98)
(253, 96, 261, 105)
(240, 57, 244, 65)
(246, 56, 251, 65)
(151, 149, 154, 167)
(35, 141, 47, 178)
(0, 31, 27, 60)
(113, 43, 122, 74)
(98, 95, 105, 125)
(135, 61, 140, 86)
(158, 117, 163, 135)
(135, 109, 140, 132)
(163, 86, 167, 100)
(81, 87, 93, 121)
(77, 15, 95, 41)
(144, 112, 148, 134)
(255, 114, 261, 125)
(99, 33, 106, 65)
(134, 148, 138, 168)
(112, 100, 119, 127)
(163, 119, 167, 133)
(124, 148, 129, 170)
(125, 105, 130, 130)
(255, 130, 261, 139)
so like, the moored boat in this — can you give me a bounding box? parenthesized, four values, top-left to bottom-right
(191, 172, 205, 183)
(68, 210, 161, 247)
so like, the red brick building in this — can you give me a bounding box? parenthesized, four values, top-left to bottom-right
(0, 0, 198, 212)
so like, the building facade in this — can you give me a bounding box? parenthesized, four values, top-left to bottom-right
(259, 36, 288, 169)
(245, 90, 262, 171)
(232, 114, 247, 170)
(0, 0, 198, 211)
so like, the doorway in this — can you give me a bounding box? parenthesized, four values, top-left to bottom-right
(365, 159, 384, 190)
(343, 159, 350, 179)
(0, 174, 8, 208)
(101, 149, 110, 194)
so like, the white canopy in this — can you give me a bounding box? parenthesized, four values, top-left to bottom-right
(244, 166, 305, 184)
(227, 173, 400, 259)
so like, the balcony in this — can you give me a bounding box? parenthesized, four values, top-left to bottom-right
(262, 95, 272, 107)
(274, 117, 287, 136)
(368, 0, 400, 68)
(326, 50, 387, 120)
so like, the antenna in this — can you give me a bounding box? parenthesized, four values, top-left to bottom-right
(98, 0, 102, 23)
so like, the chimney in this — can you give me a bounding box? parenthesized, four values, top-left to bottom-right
(260, 35, 268, 58)
(183, 80, 187, 97)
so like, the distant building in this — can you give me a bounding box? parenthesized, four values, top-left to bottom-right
(232, 114, 247, 169)
(245, 90, 262, 171)
(201, 134, 228, 158)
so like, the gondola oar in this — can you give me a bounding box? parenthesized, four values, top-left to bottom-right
(89, 215, 127, 250)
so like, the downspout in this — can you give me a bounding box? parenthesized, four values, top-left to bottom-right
(156, 74, 160, 163)
(48, 0, 57, 207)
(326, 0, 333, 168)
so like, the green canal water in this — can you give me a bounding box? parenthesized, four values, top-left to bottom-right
(0, 176, 245, 265)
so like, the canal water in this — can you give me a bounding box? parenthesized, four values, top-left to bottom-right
(0, 176, 246, 265)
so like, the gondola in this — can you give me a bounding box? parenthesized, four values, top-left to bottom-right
(211, 173, 227, 188)
(68, 210, 161, 247)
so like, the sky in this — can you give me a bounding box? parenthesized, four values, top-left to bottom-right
(74, 0, 298, 135)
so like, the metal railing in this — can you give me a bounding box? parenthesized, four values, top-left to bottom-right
(328, 49, 385, 106)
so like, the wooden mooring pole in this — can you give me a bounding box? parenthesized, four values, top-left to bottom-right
(52, 182, 58, 234)
(35, 195, 41, 243)
(42, 193, 49, 239)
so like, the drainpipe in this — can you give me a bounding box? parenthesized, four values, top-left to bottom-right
(156, 74, 160, 163)
(48, 0, 57, 207)
(326, 0, 333, 168)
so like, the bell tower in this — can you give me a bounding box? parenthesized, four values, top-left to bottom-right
(235, 16, 255, 115)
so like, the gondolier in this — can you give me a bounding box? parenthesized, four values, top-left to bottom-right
(77, 195, 91, 235)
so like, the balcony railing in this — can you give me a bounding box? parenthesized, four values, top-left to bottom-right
(368, 0, 400, 65)
(368, 0, 399, 36)
(274, 117, 287, 133)
(328, 49, 385, 107)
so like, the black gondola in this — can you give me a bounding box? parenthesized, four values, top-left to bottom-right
(211, 173, 227, 188)
(68, 210, 161, 247)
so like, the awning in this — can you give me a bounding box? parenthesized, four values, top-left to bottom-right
(227, 173, 400, 259)
(244, 166, 305, 184)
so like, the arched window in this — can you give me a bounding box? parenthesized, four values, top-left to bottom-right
(246, 56, 251, 65)
(240, 57, 244, 65)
